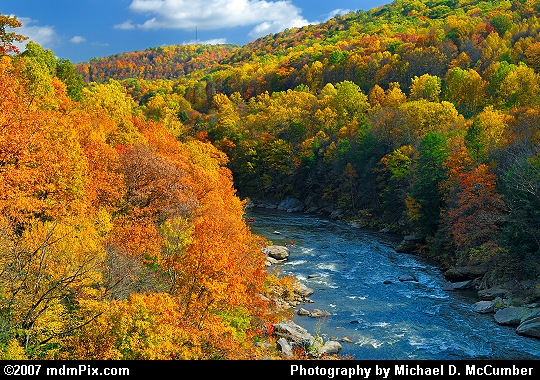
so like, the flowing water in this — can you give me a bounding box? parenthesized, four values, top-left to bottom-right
(245, 207, 540, 360)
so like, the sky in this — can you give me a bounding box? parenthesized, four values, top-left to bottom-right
(2, 1, 391, 63)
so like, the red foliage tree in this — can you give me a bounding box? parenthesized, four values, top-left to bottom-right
(448, 164, 507, 252)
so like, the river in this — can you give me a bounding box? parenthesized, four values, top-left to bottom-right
(245, 207, 540, 360)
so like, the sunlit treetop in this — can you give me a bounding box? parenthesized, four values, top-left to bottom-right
(0, 14, 28, 55)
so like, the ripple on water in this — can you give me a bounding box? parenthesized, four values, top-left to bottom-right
(284, 259, 307, 266)
(346, 295, 367, 300)
(342, 272, 358, 280)
(408, 334, 487, 359)
(316, 262, 339, 271)
(298, 247, 315, 255)
(304, 274, 338, 288)
(355, 335, 386, 349)
(422, 304, 442, 316)
(409, 284, 449, 300)
(424, 292, 449, 300)
(350, 310, 365, 317)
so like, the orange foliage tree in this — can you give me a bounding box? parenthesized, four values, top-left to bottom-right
(448, 164, 507, 264)
(0, 15, 28, 55)
(0, 56, 88, 224)
(0, 47, 285, 360)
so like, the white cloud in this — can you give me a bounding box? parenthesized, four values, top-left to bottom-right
(12, 16, 57, 50)
(114, 20, 136, 30)
(325, 8, 352, 20)
(70, 36, 86, 43)
(118, 0, 309, 39)
(248, 16, 307, 38)
(182, 38, 228, 45)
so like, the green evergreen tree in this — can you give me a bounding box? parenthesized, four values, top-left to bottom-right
(407, 131, 449, 237)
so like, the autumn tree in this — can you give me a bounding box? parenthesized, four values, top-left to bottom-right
(56, 58, 85, 101)
(0, 56, 87, 224)
(409, 74, 441, 102)
(448, 164, 507, 263)
(444, 67, 487, 117)
(210, 92, 242, 141)
(497, 63, 540, 109)
(331, 80, 370, 124)
(0, 215, 108, 358)
(400, 99, 462, 144)
(81, 79, 143, 146)
(465, 106, 511, 162)
(0, 14, 28, 55)
(524, 41, 540, 72)
(368, 84, 386, 108)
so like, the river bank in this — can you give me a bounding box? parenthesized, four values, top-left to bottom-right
(391, 233, 540, 341)
(247, 204, 540, 359)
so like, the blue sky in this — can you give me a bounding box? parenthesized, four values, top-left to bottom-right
(2, 1, 391, 63)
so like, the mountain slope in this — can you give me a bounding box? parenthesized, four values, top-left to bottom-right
(75, 43, 239, 82)
(75, 0, 520, 86)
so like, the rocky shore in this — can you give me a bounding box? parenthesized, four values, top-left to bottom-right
(249, 197, 540, 358)
(395, 234, 540, 340)
(262, 244, 345, 359)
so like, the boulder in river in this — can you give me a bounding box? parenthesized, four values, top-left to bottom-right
(293, 281, 314, 298)
(277, 198, 304, 213)
(308, 308, 332, 318)
(398, 274, 418, 282)
(443, 265, 487, 282)
(276, 337, 294, 359)
(318, 341, 342, 356)
(447, 279, 477, 290)
(473, 300, 495, 314)
(478, 287, 510, 301)
(516, 309, 540, 338)
(395, 234, 424, 253)
(262, 245, 289, 260)
(272, 319, 325, 358)
(494, 306, 532, 326)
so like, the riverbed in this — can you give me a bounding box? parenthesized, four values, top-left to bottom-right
(245, 208, 540, 360)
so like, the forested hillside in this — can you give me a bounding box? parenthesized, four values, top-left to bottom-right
(75, 44, 239, 82)
(0, 15, 300, 360)
(72, 0, 540, 295)
(2, 0, 540, 359)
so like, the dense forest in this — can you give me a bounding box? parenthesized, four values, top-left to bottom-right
(76, 0, 540, 287)
(75, 44, 239, 83)
(2, 0, 540, 359)
(0, 15, 301, 360)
